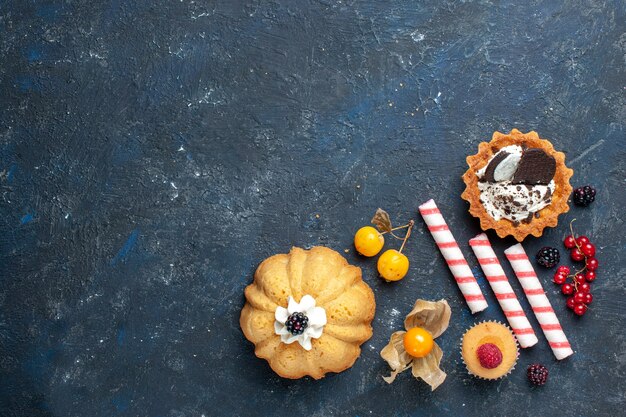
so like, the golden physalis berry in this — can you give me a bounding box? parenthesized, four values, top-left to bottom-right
(377, 249, 410, 281)
(376, 218, 414, 282)
(359, 209, 415, 282)
(403, 327, 434, 358)
(354, 226, 384, 257)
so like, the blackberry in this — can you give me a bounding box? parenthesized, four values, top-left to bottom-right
(573, 185, 596, 207)
(527, 363, 549, 386)
(285, 312, 308, 335)
(536, 247, 560, 268)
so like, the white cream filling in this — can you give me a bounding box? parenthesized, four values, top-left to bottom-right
(478, 180, 555, 223)
(476, 145, 554, 223)
(476, 145, 523, 180)
(493, 152, 522, 182)
(274, 295, 326, 351)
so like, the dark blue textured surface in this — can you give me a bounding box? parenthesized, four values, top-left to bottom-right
(1, 1, 625, 416)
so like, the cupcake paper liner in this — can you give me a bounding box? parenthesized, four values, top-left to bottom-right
(460, 320, 520, 381)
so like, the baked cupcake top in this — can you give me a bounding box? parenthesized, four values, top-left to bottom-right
(462, 129, 573, 241)
(461, 321, 518, 380)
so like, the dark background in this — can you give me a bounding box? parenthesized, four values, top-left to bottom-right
(1, 1, 625, 416)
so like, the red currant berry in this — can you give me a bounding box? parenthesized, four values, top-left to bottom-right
(579, 282, 591, 293)
(581, 242, 596, 257)
(573, 292, 586, 303)
(553, 272, 567, 285)
(557, 265, 570, 275)
(574, 303, 587, 316)
(566, 297, 576, 310)
(584, 293, 593, 304)
(576, 236, 590, 246)
(561, 283, 574, 295)
(585, 270, 597, 282)
(563, 235, 576, 249)
(571, 248, 585, 262)
(586, 257, 599, 271)
(575, 274, 586, 285)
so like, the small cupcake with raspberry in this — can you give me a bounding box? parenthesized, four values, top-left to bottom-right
(461, 321, 519, 380)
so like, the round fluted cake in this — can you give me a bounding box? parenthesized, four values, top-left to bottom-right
(240, 246, 376, 379)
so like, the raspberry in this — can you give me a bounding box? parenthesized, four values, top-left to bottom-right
(536, 247, 560, 268)
(285, 312, 309, 335)
(573, 185, 596, 207)
(476, 343, 502, 369)
(527, 363, 549, 386)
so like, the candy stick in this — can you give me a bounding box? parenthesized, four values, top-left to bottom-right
(505, 243, 574, 360)
(418, 199, 488, 314)
(469, 234, 538, 348)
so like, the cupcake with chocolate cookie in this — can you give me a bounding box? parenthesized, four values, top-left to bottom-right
(462, 129, 573, 241)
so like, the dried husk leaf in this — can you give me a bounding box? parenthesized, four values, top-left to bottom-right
(411, 343, 446, 391)
(381, 299, 450, 389)
(380, 331, 412, 383)
(404, 299, 451, 338)
(371, 208, 392, 233)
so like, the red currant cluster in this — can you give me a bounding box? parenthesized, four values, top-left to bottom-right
(553, 233, 598, 316)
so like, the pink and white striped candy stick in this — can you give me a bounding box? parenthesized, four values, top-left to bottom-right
(505, 243, 574, 360)
(419, 199, 488, 314)
(469, 234, 538, 348)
